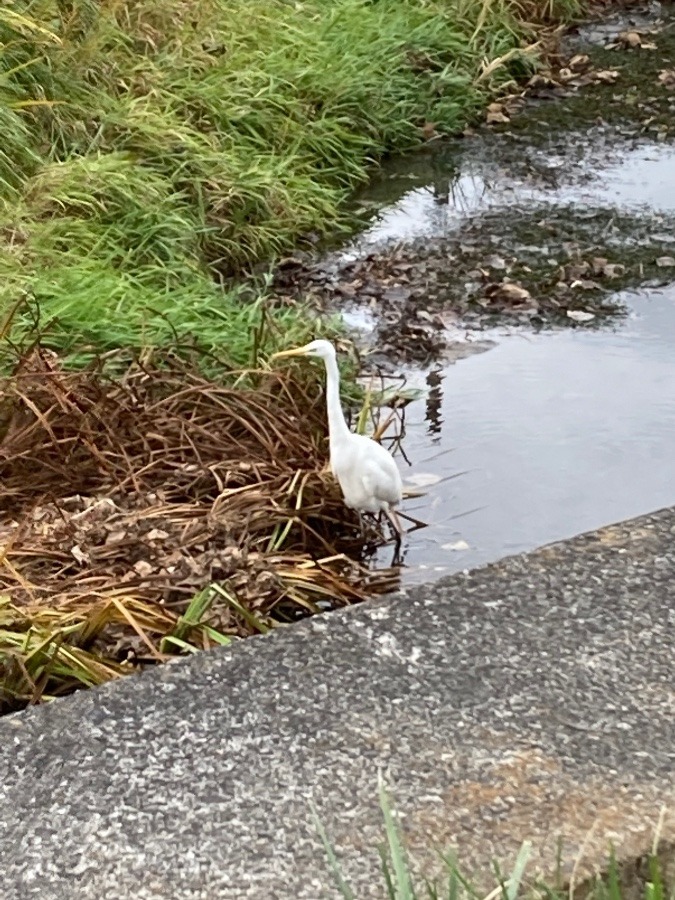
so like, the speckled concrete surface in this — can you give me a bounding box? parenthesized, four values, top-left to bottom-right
(1, 509, 674, 900)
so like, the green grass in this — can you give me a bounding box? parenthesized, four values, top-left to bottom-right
(315, 779, 674, 900)
(0, 0, 581, 366)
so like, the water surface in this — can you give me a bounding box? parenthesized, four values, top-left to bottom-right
(396, 285, 675, 582)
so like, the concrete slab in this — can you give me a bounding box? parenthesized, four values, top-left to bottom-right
(1, 509, 674, 899)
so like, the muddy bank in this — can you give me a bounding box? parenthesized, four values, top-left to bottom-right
(273, 3, 675, 365)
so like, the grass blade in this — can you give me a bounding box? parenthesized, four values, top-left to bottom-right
(379, 774, 417, 900)
(311, 803, 357, 900)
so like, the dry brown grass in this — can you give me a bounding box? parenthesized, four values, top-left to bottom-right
(0, 349, 399, 711)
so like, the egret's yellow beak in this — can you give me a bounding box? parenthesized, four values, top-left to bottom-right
(269, 345, 311, 361)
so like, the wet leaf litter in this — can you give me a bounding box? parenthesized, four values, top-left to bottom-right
(273, 3, 675, 366)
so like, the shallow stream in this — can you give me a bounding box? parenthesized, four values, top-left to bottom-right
(329, 5, 675, 582)
(396, 283, 675, 581)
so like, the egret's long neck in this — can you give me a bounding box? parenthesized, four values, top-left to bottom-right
(323, 355, 351, 448)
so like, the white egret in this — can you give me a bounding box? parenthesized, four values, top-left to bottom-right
(270, 340, 404, 540)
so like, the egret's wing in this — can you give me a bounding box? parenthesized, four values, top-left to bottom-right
(361, 454, 402, 506)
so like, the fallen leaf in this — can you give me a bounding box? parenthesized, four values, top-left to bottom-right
(484, 254, 507, 270)
(567, 310, 596, 323)
(593, 69, 620, 84)
(406, 473, 442, 487)
(442, 539, 470, 551)
(657, 69, 675, 89)
(571, 279, 601, 290)
(569, 54, 590, 71)
(146, 528, 169, 541)
(618, 30, 642, 48)
(603, 263, 625, 278)
(486, 282, 532, 304)
(71, 544, 89, 565)
(421, 121, 438, 140)
(656, 256, 675, 267)
(133, 560, 155, 577)
(486, 102, 510, 125)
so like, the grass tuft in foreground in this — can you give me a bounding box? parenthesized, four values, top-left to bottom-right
(316, 780, 674, 900)
(0, 346, 402, 712)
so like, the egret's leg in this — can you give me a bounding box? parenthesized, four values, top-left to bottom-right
(384, 506, 403, 561)
(389, 541, 403, 566)
(357, 510, 366, 537)
(385, 506, 403, 536)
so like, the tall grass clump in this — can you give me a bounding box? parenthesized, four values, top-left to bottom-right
(0, 0, 581, 364)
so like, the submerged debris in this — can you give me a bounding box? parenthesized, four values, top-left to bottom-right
(0, 350, 400, 711)
(273, 184, 675, 362)
(272, 217, 641, 364)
